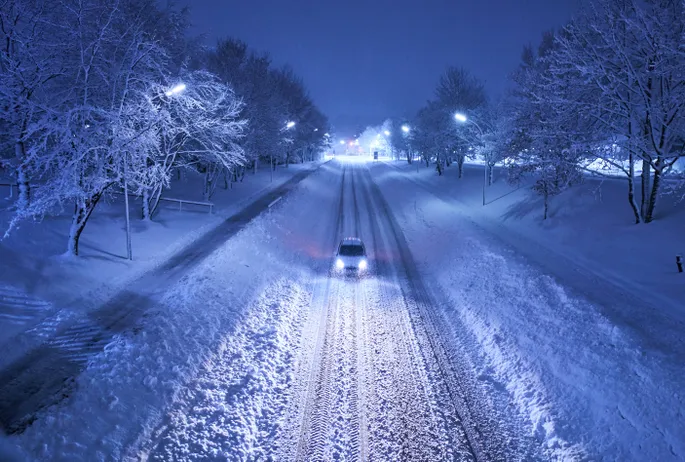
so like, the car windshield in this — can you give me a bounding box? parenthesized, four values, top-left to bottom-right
(339, 244, 365, 257)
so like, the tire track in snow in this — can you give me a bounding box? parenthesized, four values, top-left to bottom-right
(357, 165, 461, 461)
(288, 163, 348, 461)
(362, 166, 503, 461)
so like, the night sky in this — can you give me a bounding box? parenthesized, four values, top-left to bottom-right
(186, 0, 581, 135)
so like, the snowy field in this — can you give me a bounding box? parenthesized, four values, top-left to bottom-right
(1, 157, 683, 461)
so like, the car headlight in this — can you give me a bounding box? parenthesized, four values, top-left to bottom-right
(359, 259, 367, 270)
(336, 258, 344, 269)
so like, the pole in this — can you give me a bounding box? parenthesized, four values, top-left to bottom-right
(123, 155, 132, 260)
(483, 161, 487, 206)
(270, 155, 273, 182)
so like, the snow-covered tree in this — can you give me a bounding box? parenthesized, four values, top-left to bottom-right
(549, 0, 685, 223)
(0, 0, 62, 210)
(508, 32, 585, 219)
(433, 66, 488, 178)
(134, 71, 246, 216)
(7, 0, 177, 254)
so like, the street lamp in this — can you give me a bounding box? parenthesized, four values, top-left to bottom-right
(286, 121, 296, 129)
(340, 140, 345, 145)
(165, 83, 186, 97)
(454, 112, 468, 123)
(384, 130, 391, 136)
(123, 82, 187, 260)
(454, 112, 487, 206)
(401, 125, 416, 171)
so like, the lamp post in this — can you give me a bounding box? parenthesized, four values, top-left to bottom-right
(402, 124, 418, 173)
(123, 82, 187, 260)
(454, 112, 487, 206)
(276, 121, 296, 180)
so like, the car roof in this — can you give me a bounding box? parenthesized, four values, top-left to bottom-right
(340, 237, 364, 245)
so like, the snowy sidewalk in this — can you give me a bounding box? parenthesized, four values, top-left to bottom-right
(0, 163, 320, 366)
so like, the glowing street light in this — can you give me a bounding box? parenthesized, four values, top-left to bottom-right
(454, 112, 468, 123)
(454, 112, 487, 206)
(401, 125, 410, 133)
(286, 121, 296, 129)
(384, 130, 391, 136)
(165, 83, 186, 97)
(340, 140, 345, 145)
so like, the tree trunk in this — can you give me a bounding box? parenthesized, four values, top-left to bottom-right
(543, 184, 549, 220)
(67, 191, 104, 256)
(457, 155, 465, 178)
(254, 158, 258, 174)
(203, 170, 212, 201)
(150, 186, 163, 218)
(640, 158, 650, 220)
(15, 141, 30, 209)
(487, 162, 495, 186)
(645, 161, 661, 223)
(627, 152, 641, 224)
(406, 150, 412, 164)
(223, 169, 230, 190)
(142, 188, 151, 220)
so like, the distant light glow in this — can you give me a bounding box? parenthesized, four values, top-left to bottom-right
(454, 113, 467, 123)
(314, 128, 318, 132)
(340, 140, 345, 145)
(401, 125, 410, 133)
(165, 83, 186, 96)
(286, 121, 296, 129)
(384, 130, 391, 136)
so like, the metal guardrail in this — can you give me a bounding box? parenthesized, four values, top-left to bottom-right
(158, 196, 214, 214)
(111, 190, 214, 214)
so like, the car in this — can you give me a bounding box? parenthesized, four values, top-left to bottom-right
(335, 237, 368, 274)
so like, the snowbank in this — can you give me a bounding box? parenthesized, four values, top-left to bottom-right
(0, 164, 315, 369)
(371, 160, 685, 460)
(8, 162, 338, 461)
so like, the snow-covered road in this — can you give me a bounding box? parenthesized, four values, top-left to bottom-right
(4, 158, 680, 461)
(141, 161, 526, 461)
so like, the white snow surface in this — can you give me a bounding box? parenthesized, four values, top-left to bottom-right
(2, 157, 683, 461)
(0, 163, 320, 460)
(370, 160, 685, 460)
(0, 165, 310, 370)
